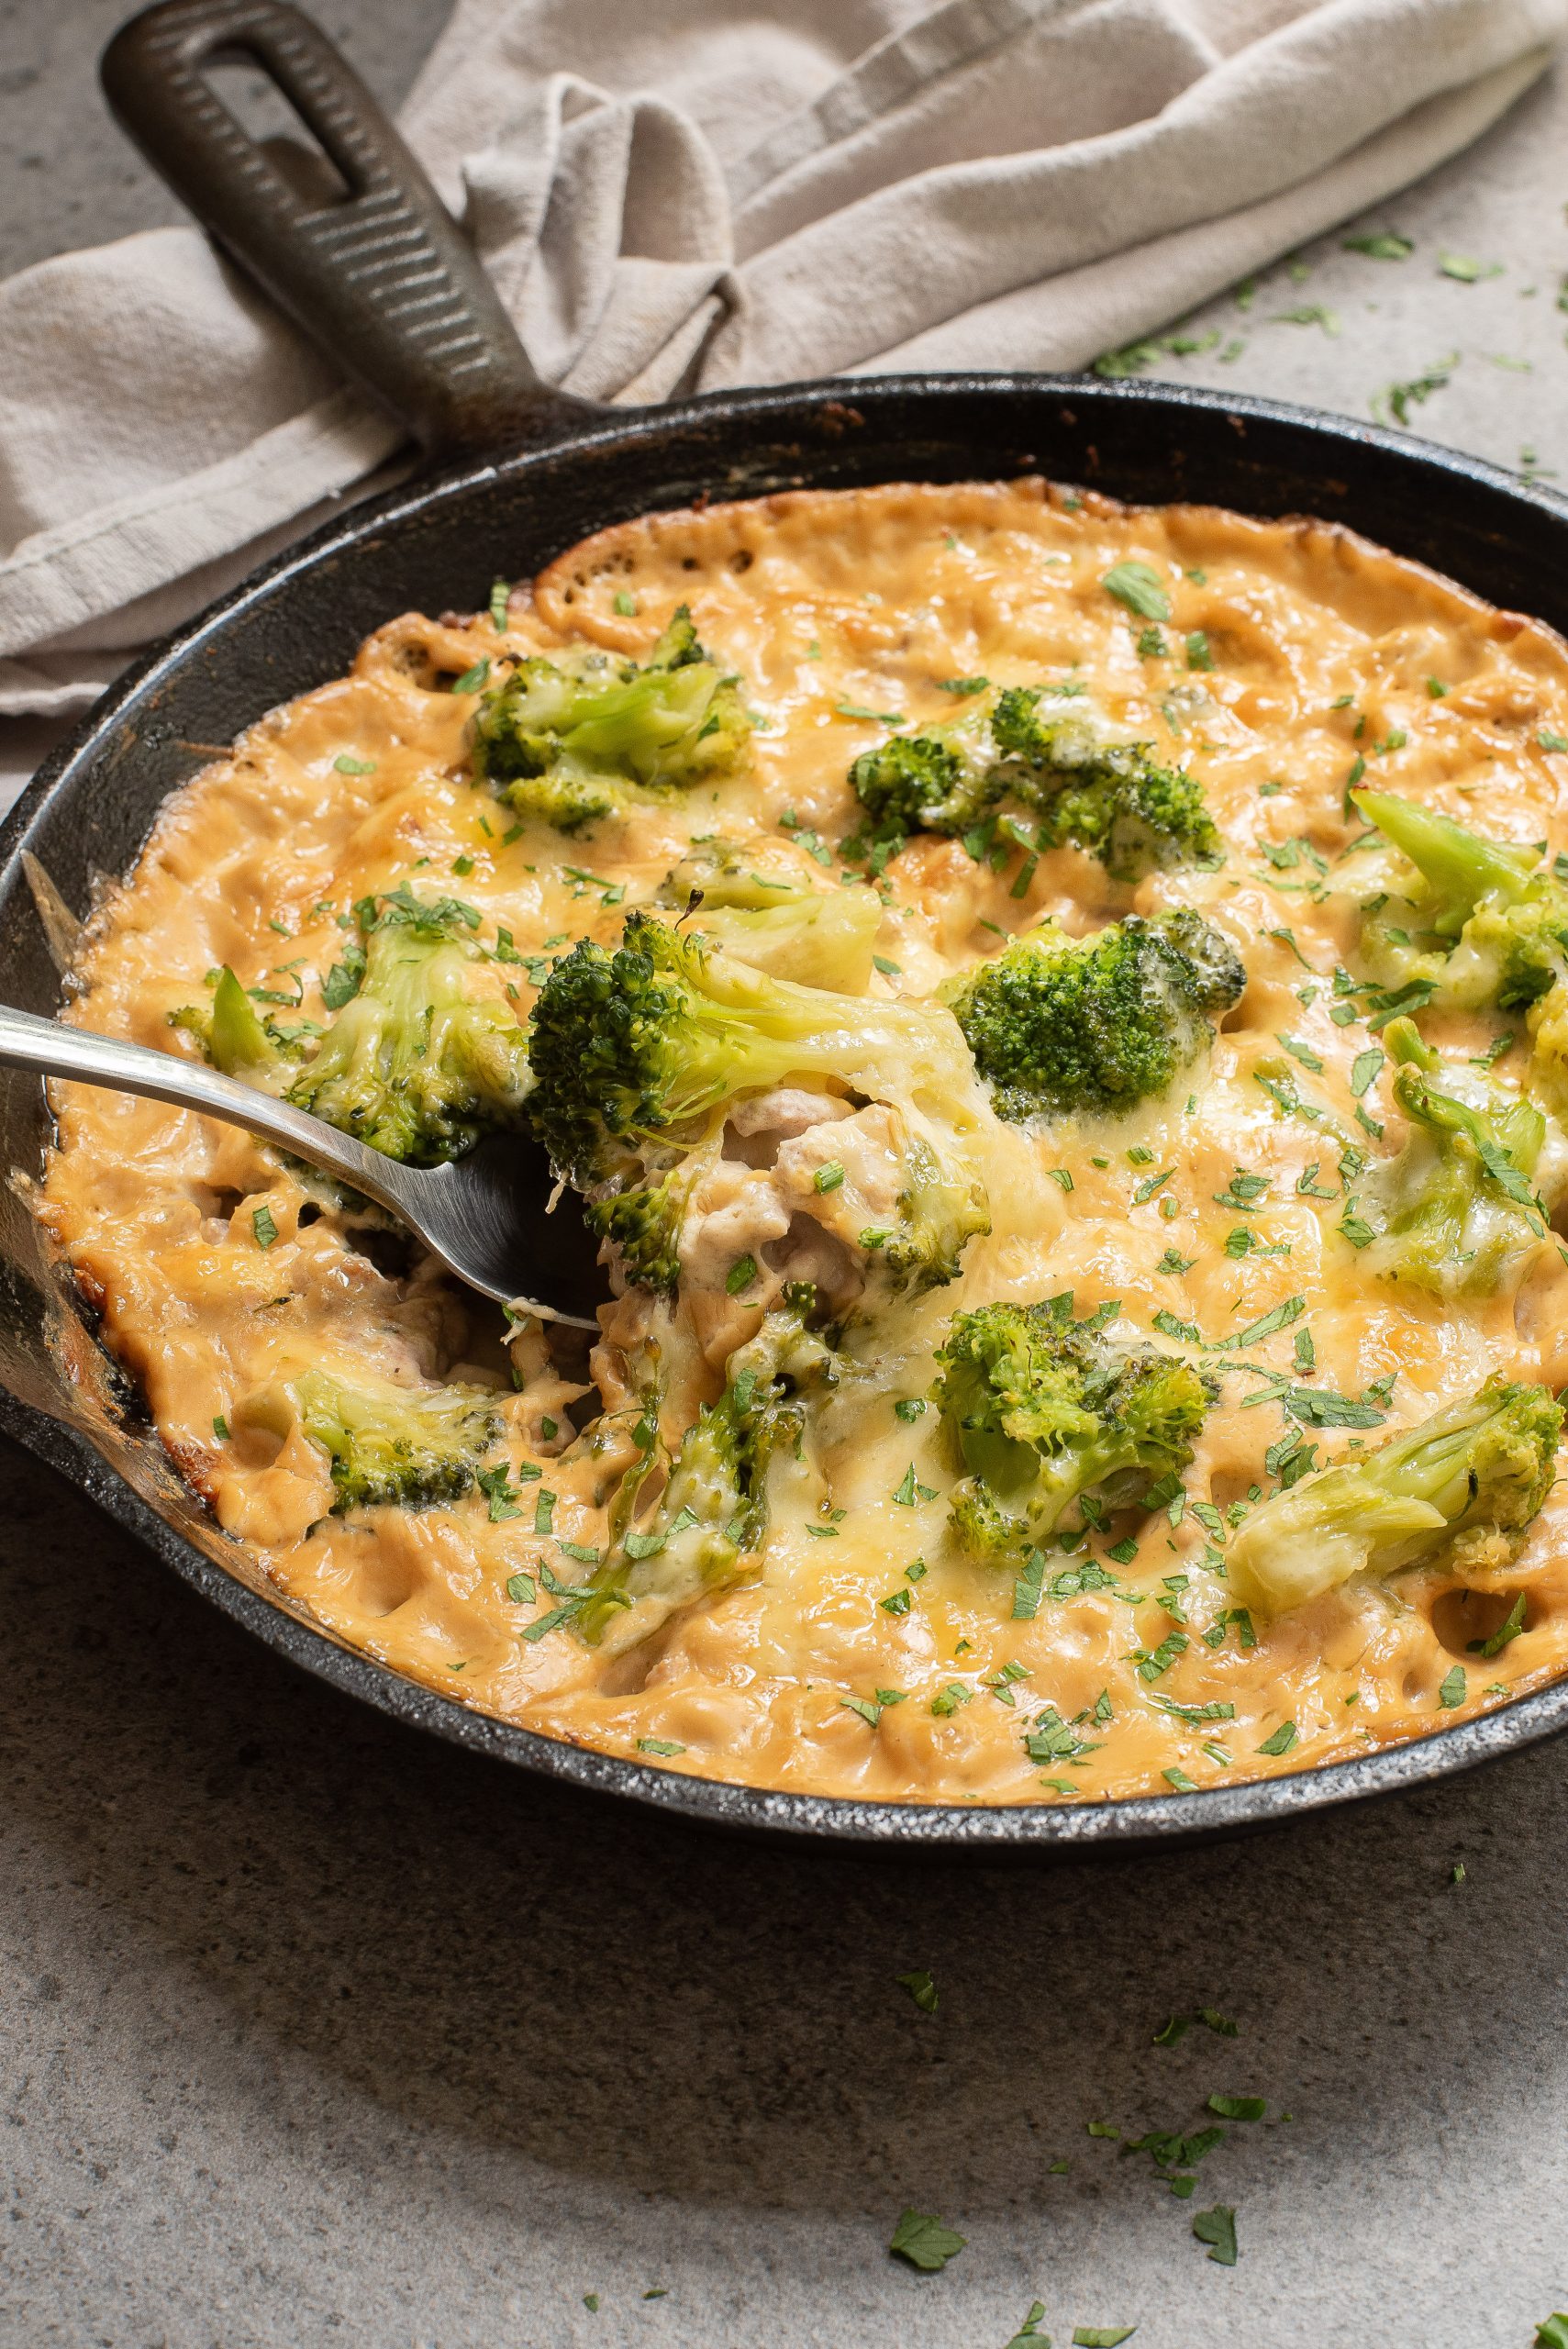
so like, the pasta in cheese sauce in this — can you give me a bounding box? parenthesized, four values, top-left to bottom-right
(37, 479, 1568, 1805)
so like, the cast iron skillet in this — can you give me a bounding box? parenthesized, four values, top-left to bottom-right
(3, 0, 1564, 1854)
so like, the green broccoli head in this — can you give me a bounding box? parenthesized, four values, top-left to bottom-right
(850, 710, 999, 841)
(469, 605, 751, 832)
(659, 844, 885, 992)
(1354, 790, 1568, 1013)
(849, 687, 1222, 881)
(584, 1166, 693, 1298)
(990, 688, 1224, 878)
(859, 1127, 992, 1302)
(238, 1365, 503, 1512)
(932, 1293, 1216, 1554)
(1353, 1018, 1551, 1296)
(284, 885, 530, 1165)
(942, 907, 1245, 1121)
(576, 1282, 836, 1647)
(528, 909, 983, 1194)
(1228, 1375, 1562, 1615)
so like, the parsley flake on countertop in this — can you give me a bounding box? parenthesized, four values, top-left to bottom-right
(1004, 2303, 1050, 2346)
(1193, 2203, 1240, 2266)
(896, 1968, 939, 2014)
(888, 2208, 966, 2271)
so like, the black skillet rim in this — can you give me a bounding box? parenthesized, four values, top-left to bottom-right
(6, 368, 1568, 1853)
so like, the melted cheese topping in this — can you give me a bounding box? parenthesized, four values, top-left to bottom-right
(37, 480, 1568, 1806)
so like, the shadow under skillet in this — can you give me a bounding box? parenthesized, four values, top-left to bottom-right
(3, 1429, 1566, 2338)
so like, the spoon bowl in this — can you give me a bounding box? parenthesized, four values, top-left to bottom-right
(0, 1000, 604, 1327)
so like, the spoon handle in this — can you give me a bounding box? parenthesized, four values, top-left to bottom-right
(0, 999, 409, 1219)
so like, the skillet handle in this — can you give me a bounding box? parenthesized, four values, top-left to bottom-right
(101, 0, 594, 461)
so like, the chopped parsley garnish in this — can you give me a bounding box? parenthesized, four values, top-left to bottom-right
(842, 1695, 884, 1729)
(931, 1681, 973, 1718)
(332, 753, 376, 775)
(449, 657, 491, 695)
(938, 675, 989, 695)
(1472, 1594, 1527, 1657)
(725, 1253, 758, 1296)
(1207, 2093, 1265, 2121)
(1192, 2204, 1239, 2266)
(476, 1465, 522, 1522)
(1156, 1247, 1196, 1275)
(1439, 250, 1501, 282)
(212, 1414, 229, 1441)
(489, 577, 510, 631)
(1101, 560, 1172, 622)
(1257, 1720, 1298, 1755)
(881, 1588, 913, 1617)
(1133, 1631, 1189, 1682)
(894, 1397, 927, 1422)
(888, 2209, 966, 2271)
(893, 1464, 937, 1506)
(1438, 1664, 1467, 1709)
(1185, 630, 1213, 671)
(636, 1737, 685, 1756)
(896, 1968, 939, 2014)
(505, 1572, 536, 1605)
(1073, 2332, 1138, 2348)
(251, 1204, 278, 1250)
(1344, 230, 1413, 260)
(1214, 1168, 1270, 1212)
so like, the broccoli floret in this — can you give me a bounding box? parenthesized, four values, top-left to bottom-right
(237, 1366, 502, 1511)
(1352, 1018, 1551, 1296)
(171, 964, 300, 1077)
(989, 688, 1224, 877)
(1228, 1375, 1562, 1615)
(527, 909, 983, 1194)
(941, 908, 1245, 1121)
(659, 845, 885, 992)
(932, 1293, 1216, 1555)
(859, 1126, 992, 1301)
(469, 605, 751, 832)
(284, 886, 530, 1164)
(576, 1283, 836, 1647)
(850, 688, 1222, 880)
(1354, 790, 1568, 1011)
(851, 707, 999, 841)
(584, 1167, 693, 1298)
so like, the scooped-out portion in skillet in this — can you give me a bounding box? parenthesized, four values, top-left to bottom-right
(33, 476, 1568, 1805)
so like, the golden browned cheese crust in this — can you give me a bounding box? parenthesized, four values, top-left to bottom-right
(35, 479, 1568, 1804)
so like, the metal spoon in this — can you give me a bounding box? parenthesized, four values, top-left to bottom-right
(0, 1001, 604, 1328)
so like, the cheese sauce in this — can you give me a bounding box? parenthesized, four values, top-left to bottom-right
(36, 480, 1568, 1805)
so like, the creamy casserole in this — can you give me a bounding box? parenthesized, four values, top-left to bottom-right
(36, 479, 1568, 1804)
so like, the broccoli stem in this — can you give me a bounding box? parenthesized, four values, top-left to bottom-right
(1354, 790, 1538, 937)
(1228, 1375, 1562, 1614)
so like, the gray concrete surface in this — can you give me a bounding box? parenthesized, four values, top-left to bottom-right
(4, 10, 1568, 2346)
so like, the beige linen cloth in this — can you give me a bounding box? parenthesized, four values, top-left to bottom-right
(0, 0, 1562, 728)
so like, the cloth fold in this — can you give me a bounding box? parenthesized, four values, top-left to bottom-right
(0, 0, 1562, 716)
